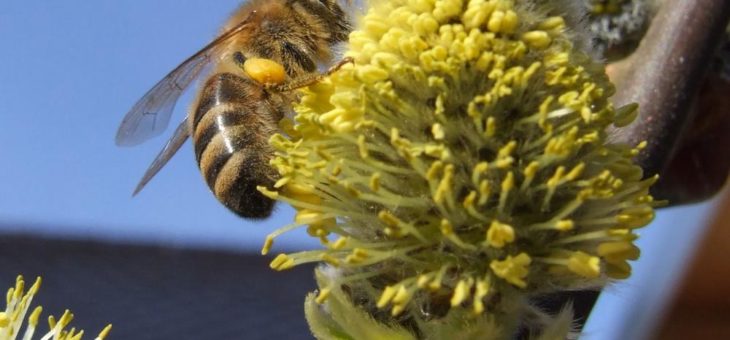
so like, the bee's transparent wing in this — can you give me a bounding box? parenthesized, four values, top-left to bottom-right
(117, 12, 258, 194)
(115, 14, 256, 146)
(114, 52, 208, 147)
(132, 118, 190, 195)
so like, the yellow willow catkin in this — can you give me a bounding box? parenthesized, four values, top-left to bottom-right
(263, 0, 658, 319)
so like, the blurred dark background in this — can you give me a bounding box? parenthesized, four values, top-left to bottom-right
(0, 234, 316, 339)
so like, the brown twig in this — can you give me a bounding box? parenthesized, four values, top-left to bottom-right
(609, 0, 730, 204)
(566, 1, 730, 332)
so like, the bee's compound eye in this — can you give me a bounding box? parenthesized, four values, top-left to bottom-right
(243, 58, 287, 85)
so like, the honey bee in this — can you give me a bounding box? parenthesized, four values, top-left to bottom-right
(115, 0, 352, 218)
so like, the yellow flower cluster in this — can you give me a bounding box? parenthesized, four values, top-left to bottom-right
(1, 276, 111, 340)
(261, 0, 657, 318)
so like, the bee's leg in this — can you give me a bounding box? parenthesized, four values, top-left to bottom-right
(269, 57, 354, 92)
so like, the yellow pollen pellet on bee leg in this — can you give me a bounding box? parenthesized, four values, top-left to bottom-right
(243, 58, 287, 84)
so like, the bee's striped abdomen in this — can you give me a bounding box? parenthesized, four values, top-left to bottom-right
(191, 73, 282, 218)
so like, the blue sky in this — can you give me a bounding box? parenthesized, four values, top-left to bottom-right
(0, 2, 723, 337)
(0, 0, 317, 252)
